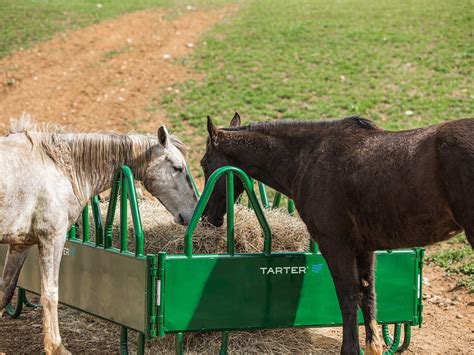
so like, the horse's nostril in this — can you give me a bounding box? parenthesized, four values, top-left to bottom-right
(178, 213, 185, 224)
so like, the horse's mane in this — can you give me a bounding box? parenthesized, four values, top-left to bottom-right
(222, 116, 379, 135)
(8, 114, 186, 200)
(8, 113, 186, 155)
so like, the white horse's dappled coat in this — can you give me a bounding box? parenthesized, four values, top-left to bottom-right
(0, 116, 197, 354)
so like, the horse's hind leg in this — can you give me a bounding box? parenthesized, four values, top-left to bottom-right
(0, 244, 30, 316)
(38, 234, 70, 355)
(357, 252, 383, 355)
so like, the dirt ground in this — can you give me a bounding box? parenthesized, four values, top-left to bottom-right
(0, 5, 473, 354)
(0, 5, 238, 133)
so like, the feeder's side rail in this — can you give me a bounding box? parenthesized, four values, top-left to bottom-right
(159, 248, 422, 334)
(0, 242, 151, 333)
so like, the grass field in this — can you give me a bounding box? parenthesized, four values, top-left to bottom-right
(1, 0, 472, 289)
(0, 0, 231, 57)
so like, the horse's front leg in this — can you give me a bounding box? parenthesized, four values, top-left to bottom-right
(319, 239, 361, 354)
(38, 233, 70, 355)
(357, 252, 383, 355)
(0, 244, 31, 316)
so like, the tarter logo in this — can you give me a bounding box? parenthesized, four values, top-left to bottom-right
(260, 266, 307, 275)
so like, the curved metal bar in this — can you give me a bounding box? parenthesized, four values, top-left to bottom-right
(91, 195, 104, 245)
(398, 324, 411, 352)
(82, 204, 90, 242)
(257, 182, 269, 209)
(272, 192, 282, 209)
(184, 166, 272, 257)
(185, 164, 200, 197)
(288, 199, 295, 215)
(4, 288, 25, 318)
(104, 166, 144, 257)
(382, 323, 411, 353)
(23, 291, 41, 308)
(359, 323, 402, 355)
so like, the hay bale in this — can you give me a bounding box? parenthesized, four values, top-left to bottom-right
(75, 197, 341, 353)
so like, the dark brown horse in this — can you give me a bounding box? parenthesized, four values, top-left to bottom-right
(200, 113, 474, 354)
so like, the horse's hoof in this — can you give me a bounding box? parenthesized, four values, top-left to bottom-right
(57, 343, 71, 355)
(48, 343, 71, 355)
(364, 341, 383, 355)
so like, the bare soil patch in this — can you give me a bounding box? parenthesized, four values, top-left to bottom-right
(0, 5, 238, 133)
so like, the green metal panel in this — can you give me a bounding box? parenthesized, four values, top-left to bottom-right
(0, 241, 150, 333)
(161, 249, 421, 333)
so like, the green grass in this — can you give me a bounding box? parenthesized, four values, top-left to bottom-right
(0, 0, 232, 58)
(427, 235, 473, 292)
(163, 0, 473, 165)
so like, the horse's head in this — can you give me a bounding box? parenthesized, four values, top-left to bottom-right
(143, 126, 198, 225)
(200, 113, 245, 227)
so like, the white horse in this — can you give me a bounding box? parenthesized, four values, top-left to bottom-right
(0, 116, 198, 354)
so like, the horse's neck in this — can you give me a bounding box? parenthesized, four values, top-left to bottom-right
(222, 132, 299, 197)
(48, 133, 154, 204)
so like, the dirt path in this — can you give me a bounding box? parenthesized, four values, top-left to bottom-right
(0, 5, 237, 133)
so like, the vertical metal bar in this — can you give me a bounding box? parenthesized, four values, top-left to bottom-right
(147, 255, 158, 338)
(226, 173, 235, 256)
(175, 332, 184, 355)
(185, 164, 200, 197)
(104, 172, 121, 248)
(120, 326, 129, 355)
(82, 204, 90, 243)
(272, 192, 282, 209)
(68, 224, 77, 240)
(310, 240, 318, 253)
(91, 195, 104, 245)
(219, 331, 229, 355)
(257, 182, 269, 209)
(121, 166, 144, 257)
(157, 252, 166, 337)
(247, 178, 254, 209)
(288, 199, 295, 215)
(120, 176, 129, 253)
(137, 333, 145, 355)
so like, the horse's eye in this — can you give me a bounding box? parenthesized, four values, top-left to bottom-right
(173, 166, 183, 173)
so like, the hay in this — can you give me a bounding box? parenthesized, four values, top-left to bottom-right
(74, 197, 343, 353)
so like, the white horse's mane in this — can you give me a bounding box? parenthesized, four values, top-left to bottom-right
(7, 114, 187, 200)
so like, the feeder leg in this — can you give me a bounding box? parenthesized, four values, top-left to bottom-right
(219, 331, 229, 355)
(382, 323, 410, 353)
(137, 333, 145, 355)
(4, 288, 26, 318)
(175, 332, 184, 355)
(23, 291, 41, 308)
(120, 326, 129, 355)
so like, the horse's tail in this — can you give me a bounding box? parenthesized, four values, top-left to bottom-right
(436, 118, 474, 248)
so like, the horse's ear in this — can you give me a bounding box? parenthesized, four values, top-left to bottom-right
(207, 116, 219, 146)
(157, 125, 169, 148)
(230, 112, 241, 127)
